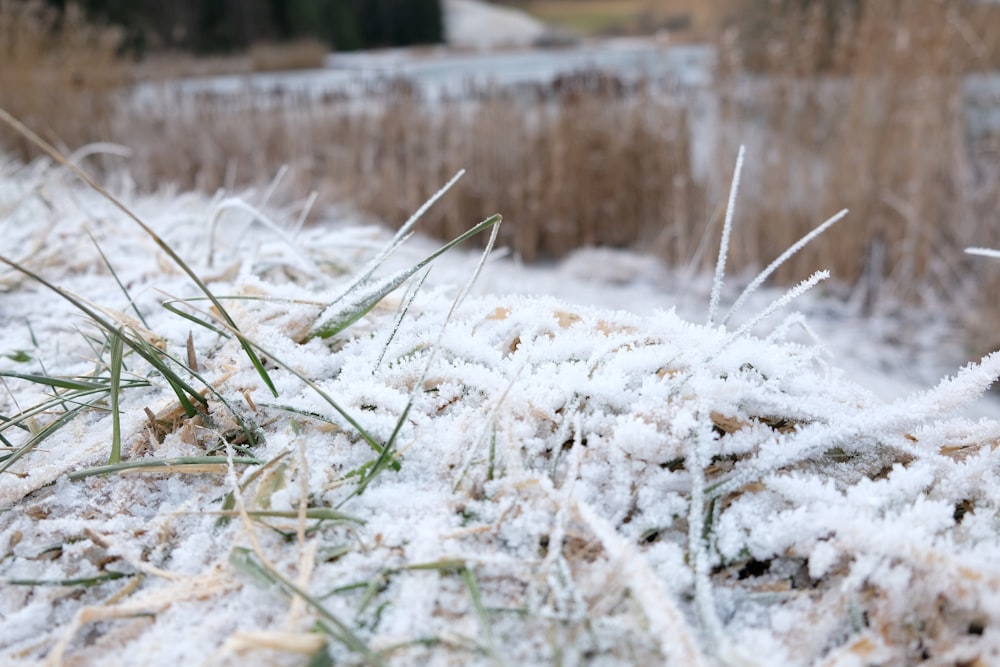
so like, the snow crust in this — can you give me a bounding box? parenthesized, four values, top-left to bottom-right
(2, 162, 1000, 666)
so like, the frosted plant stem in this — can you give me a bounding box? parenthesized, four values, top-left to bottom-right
(573, 498, 707, 667)
(966, 247, 1000, 259)
(725, 270, 829, 348)
(290, 190, 318, 237)
(687, 417, 727, 659)
(723, 208, 848, 325)
(331, 169, 466, 307)
(687, 414, 760, 667)
(260, 164, 288, 210)
(208, 197, 320, 274)
(448, 216, 501, 318)
(708, 145, 745, 326)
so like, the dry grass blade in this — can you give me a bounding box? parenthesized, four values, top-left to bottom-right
(108, 328, 124, 464)
(67, 456, 261, 480)
(87, 229, 150, 329)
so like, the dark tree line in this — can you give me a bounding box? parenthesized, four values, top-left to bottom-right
(42, 0, 444, 54)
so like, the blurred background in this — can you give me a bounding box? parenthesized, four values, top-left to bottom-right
(1, 0, 999, 352)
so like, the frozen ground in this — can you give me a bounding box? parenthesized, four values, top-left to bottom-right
(2, 160, 1000, 666)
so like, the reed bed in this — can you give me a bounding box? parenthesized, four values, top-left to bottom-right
(119, 78, 702, 265)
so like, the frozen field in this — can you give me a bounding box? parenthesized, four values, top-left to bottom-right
(2, 155, 1000, 666)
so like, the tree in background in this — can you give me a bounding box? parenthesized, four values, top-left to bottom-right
(41, 0, 443, 54)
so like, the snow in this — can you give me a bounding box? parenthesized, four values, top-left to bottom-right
(444, 0, 547, 50)
(2, 159, 1000, 666)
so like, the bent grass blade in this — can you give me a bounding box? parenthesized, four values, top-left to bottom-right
(230, 547, 384, 666)
(68, 456, 261, 480)
(311, 214, 501, 339)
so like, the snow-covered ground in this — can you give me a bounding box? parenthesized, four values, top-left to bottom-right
(2, 158, 1000, 666)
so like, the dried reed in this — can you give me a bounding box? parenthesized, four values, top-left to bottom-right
(117, 78, 704, 265)
(0, 0, 123, 155)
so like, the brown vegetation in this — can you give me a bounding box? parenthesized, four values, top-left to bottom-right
(0, 0, 124, 154)
(715, 0, 1000, 349)
(117, 78, 702, 265)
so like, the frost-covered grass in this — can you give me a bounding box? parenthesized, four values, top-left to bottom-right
(2, 143, 1000, 667)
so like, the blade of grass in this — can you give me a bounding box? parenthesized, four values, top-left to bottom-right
(722, 208, 848, 325)
(326, 170, 466, 313)
(0, 107, 277, 397)
(229, 547, 384, 666)
(0, 402, 91, 474)
(461, 565, 501, 665)
(0, 372, 111, 392)
(208, 197, 320, 276)
(167, 304, 388, 462)
(0, 385, 121, 437)
(7, 571, 131, 587)
(708, 145, 745, 326)
(338, 215, 504, 501)
(207, 508, 364, 523)
(160, 294, 326, 338)
(373, 268, 432, 374)
(68, 456, 261, 480)
(108, 328, 124, 464)
(311, 214, 502, 339)
(147, 335, 262, 449)
(0, 256, 206, 416)
(87, 229, 150, 329)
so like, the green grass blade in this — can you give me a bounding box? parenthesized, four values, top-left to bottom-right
(108, 329, 124, 464)
(265, 403, 398, 472)
(210, 508, 365, 523)
(0, 402, 92, 475)
(125, 329, 201, 418)
(229, 547, 384, 666)
(67, 456, 261, 480)
(0, 388, 107, 437)
(0, 372, 107, 392)
(150, 340, 261, 449)
(160, 299, 232, 338)
(0, 256, 207, 416)
(346, 401, 412, 501)
(461, 566, 500, 664)
(311, 214, 502, 339)
(7, 571, 131, 587)
(400, 559, 467, 573)
(87, 229, 150, 329)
